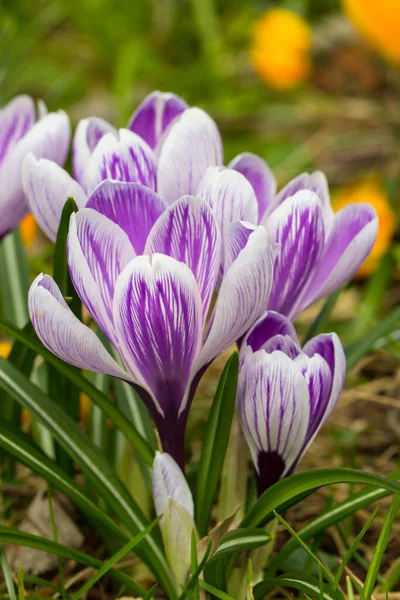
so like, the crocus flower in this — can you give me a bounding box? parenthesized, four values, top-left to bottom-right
(29, 196, 275, 466)
(153, 452, 195, 588)
(0, 95, 70, 240)
(237, 311, 345, 494)
(228, 160, 378, 318)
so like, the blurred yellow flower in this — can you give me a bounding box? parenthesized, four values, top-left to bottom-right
(249, 8, 312, 89)
(0, 341, 11, 358)
(20, 213, 38, 249)
(342, 0, 400, 64)
(333, 179, 397, 277)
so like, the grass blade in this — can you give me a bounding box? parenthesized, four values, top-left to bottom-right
(72, 516, 160, 600)
(0, 543, 17, 600)
(0, 318, 154, 466)
(0, 229, 29, 327)
(0, 526, 146, 596)
(303, 289, 342, 344)
(198, 581, 236, 600)
(254, 574, 344, 600)
(195, 352, 239, 536)
(363, 495, 400, 599)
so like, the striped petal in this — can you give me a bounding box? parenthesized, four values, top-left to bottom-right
(157, 107, 223, 203)
(300, 204, 378, 313)
(265, 190, 325, 319)
(145, 196, 220, 322)
(243, 311, 300, 354)
(67, 209, 135, 342)
(23, 154, 87, 242)
(224, 221, 257, 273)
(196, 167, 258, 245)
(73, 117, 117, 192)
(237, 349, 310, 491)
(199, 225, 275, 369)
(0, 95, 35, 168)
(113, 254, 203, 419)
(29, 274, 131, 380)
(153, 452, 194, 520)
(229, 152, 276, 222)
(128, 91, 188, 149)
(86, 129, 157, 193)
(86, 180, 166, 254)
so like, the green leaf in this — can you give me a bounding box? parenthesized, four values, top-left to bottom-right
(72, 516, 160, 600)
(0, 544, 17, 600)
(0, 229, 29, 327)
(303, 288, 342, 344)
(0, 526, 146, 596)
(345, 305, 400, 370)
(208, 528, 271, 563)
(178, 538, 212, 600)
(198, 581, 236, 600)
(242, 468, 400, 529)
(0, 318, 154, 466)
(246, 560, 254, 600)
(253, 574, 344, 600)
(0, 356, 178, 600)
(18, 566, 25, 600)
(363, 495, 400, 599)
(267, 470, 400, 575)
(195, 352, 239, 536)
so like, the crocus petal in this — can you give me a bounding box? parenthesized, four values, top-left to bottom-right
(128, 91, 188, 150)
(228, 152, 276, 222)
(0, 110, 71, 239)
(157, 107, 223, 203)
(237, 350, 310, 488)
(0, 95, 35, 167)
(199, 226, 275, 369)
(23, 154, 87, 242)
(153, 452, 194, 519)
(67, 209, 135, 342)
(294, 353, 332, 438)
(224, 221, 257, 273)
(243, 310, 299, 353)
(113, 254, 203, 418)
(86, 129, 157, 193)
(29, 274, 131, 380)
(300, 204, 378, 312)
(265, 191, 325, 319)
(86, 180, 166, 255)
(303, 332, 345, 424)
(145, 196, 220, 322)
(272, 171, 334, 232)
(73, 117, 117, 192)
(196, 167, 258, 244)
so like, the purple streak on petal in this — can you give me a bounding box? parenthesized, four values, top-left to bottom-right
(23, 154, 87, 243)
(0, 110, 71, 238)
(73, 117, 117, 192)
(300, 204, 378, 314)
(128, 91, 188, 149)
(153, 452, 194, 519)
(86, 129, 157, 192)
(197, 167, 258, 260)
(303, 332, 345, 425)
(67, 209, 135, 343)
(145, 196, 221, 323)
(113, 254, 203, 420)
(86, 180, 166, 255)
(0, 95, 35, 168)
(262, 335, 301, 359)
(243, 311, 299, 353)
(157, 107, 223, 203)
(228, 152, 276, 222)
(29, 274, 131, 380)
(198, 226, 276, 370)
(224, 221, 257, 273)
(265, 191, 325, 318)
(295, 353, 332, 440)
(236, 349, 310, 491)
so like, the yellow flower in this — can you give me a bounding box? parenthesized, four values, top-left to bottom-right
(249, 8, 312, 89)
(342, 0, 400, 64)
(333, 179, 397, 277)
(0, 341, 11, 358)
(20, 213, 38, 249)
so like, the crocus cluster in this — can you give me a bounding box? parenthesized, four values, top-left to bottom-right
(0, 90, 378, 484)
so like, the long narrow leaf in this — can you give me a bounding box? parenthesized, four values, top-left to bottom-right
(254, 574, 344, 600)
(0, 229, 29, 327)
(242, 468, 400, 528)
(0, 526, 146, 596)
(303, 288, 342, 344)
(0, 357, 178, 599)
(195, 352, 239, 536)
(0, 544, 17, 600)
(0, 318, 154, 466)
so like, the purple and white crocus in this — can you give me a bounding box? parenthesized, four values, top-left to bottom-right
(29, 196, 275, 467)
(0, 95, 70, 240)
(237, 311, 346, 494)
